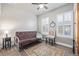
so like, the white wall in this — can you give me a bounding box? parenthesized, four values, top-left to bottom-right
(0, 4, 1, 29)
(0, 4, 37, 32)
(37, 3, 74, 48)
(0, 4, 37, 48)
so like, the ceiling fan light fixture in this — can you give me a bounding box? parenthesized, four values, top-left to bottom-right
(32, 3, 48, 10)
(38, 4, 44, 8)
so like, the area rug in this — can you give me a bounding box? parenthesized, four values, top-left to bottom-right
(24, 43, 65, 56)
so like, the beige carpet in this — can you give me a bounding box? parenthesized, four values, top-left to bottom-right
(0, 47, 20, 56)
(24, 43, 65, 56)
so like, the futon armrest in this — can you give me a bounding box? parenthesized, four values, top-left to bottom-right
(14, 36, 20, 44)
(14, 36, 20, 51)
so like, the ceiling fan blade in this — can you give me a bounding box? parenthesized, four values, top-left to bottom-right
(43, 3, 48, 4)
(37, 7, 40, 10)
(44, 6, 48, 9)
(32, 3, 48, 5)
(32, 3, 40, 5)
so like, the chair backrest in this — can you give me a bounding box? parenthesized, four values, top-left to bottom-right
(49, 30, 55, 36)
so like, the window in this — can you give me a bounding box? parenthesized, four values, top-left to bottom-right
(41, 17, 49, 35)
(64, 25, 71, 35)
(57, 14, 64, 36)
(58, 25, 63, 35)
(57, 11, 73, 38)
(57, 14, 63, 24)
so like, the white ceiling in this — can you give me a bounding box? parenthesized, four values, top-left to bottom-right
(1, 3, 67, 16)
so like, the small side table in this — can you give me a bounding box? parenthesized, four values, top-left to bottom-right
(45, 36, 55, 45)
(3, 37, 11, 49)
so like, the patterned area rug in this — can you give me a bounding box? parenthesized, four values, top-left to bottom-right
(0, 43, 64, 56)
(24, 43, 65, 56)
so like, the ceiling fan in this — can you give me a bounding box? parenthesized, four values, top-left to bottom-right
(32, 3, 48, 10)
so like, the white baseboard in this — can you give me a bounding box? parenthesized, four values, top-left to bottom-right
(56, 42, 73, 48)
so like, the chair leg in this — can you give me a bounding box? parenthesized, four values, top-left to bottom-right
(49, 38, 50, 43)
(46, 38, 47, 43)
(54, 38, 55, 44)
(10, 40, 11, 48)
(52, 39, 53, 45)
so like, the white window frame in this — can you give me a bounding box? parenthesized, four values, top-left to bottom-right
(56, 10, 73, 38)
(41, 17, 49, 35)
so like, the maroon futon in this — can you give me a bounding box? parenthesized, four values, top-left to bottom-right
(15, 31, 37, 50)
